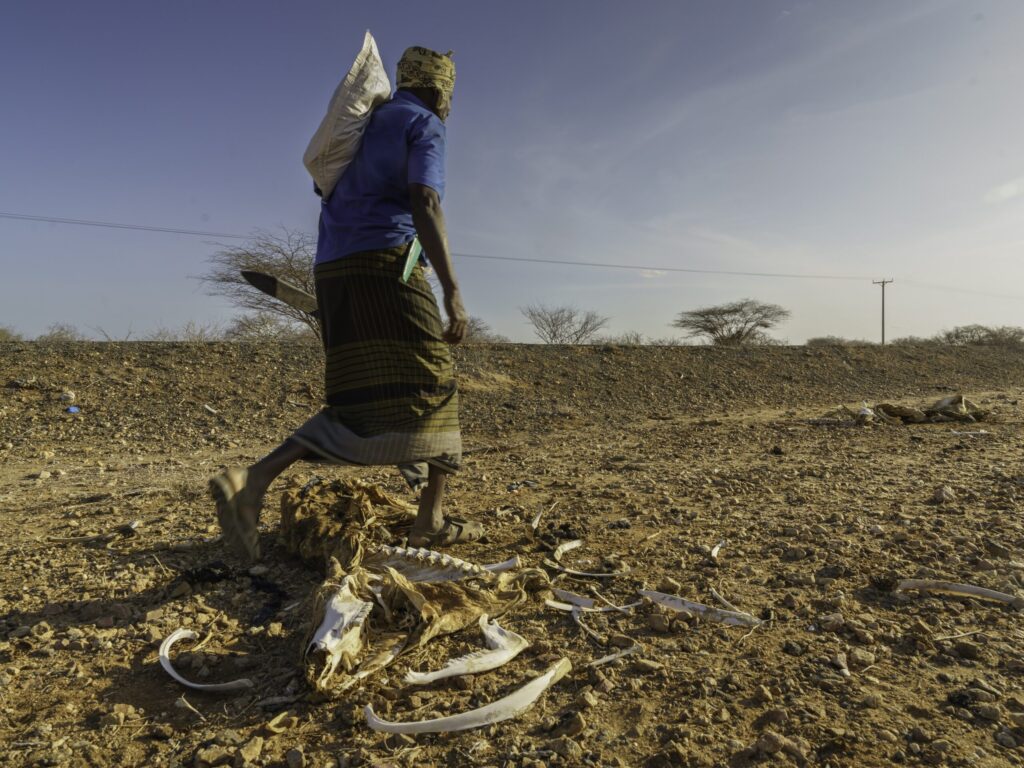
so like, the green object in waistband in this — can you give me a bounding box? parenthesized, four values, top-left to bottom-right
(400, 237, 422, 284)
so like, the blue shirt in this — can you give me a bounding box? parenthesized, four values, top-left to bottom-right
(316, 91, 446, 264)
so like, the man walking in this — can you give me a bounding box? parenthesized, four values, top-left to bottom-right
(210, 46, 481, 561)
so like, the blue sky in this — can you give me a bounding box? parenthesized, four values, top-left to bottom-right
(1, 0, 1022, 342)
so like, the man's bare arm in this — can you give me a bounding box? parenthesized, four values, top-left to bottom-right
(409, 183, 467, 344)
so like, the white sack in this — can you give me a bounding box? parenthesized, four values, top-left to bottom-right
(303, 30, 392, 199)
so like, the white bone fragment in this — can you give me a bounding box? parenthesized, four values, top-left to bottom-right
(552, 588, 596, 608)
(159, 629, 254, 692)
(405, 615, 529, 685)
(365, 545, 493, 582)
(950, 430, 989, 437)
(305, 577, 373, 689)
(589, 587, 633, 614)
(894, 579, 1024, 610)
(639, 589, 762, 627)
(710, 540, 725, 561)
(571, 607, 605, 644)
(365, 658, 572, 734)
(483, 555, 521, 574)
(543, 559, 630, 579)
(336, 635, 408, 694)
(546, 590, 641, 613)
(588, 645, 640, 667)
(709, 587, 741, 613)
(553, 539, 583, 562)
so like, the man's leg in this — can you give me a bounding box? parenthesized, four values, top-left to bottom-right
(246, 438, 310, 502)
(408, 464, 481, 547)
(211, 438, 309, 561)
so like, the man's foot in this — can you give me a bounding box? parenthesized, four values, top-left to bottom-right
(209, 467, 262, 561)
(408, 515, 484, 548)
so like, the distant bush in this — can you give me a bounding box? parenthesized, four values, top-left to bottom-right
(889, 336, 937, 346)
(36, 323, 87, 342)
(464, 316, 510, 344)
(0, 325, 23, 341)
(223, 313, 311, 342)
(806, 336, 874, 347)
(145, 321, 224, 342)
(936, 324, 1024, 346)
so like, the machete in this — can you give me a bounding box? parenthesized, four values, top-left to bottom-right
(241, 240, 421, 319)
(241, 271, 319, 318)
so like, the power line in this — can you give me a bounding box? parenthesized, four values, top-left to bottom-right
(3, 210, 1023, 301)
(0, 209, 870, 282)
(0, 211, 249, 239)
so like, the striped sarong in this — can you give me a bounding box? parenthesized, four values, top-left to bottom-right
(291, 247, 461, 485)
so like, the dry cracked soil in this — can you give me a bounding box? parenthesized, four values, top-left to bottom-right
(2, 341, 1024, 768)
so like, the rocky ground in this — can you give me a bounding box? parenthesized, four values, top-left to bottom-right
(2, 341, 1024, 768)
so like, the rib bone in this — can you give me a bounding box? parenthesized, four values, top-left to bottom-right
(639, 589, 762, 627)
(405, 615, 529, 685)
(365, 658, 571, 733)
(159, 628, 254, 693)
(895, 579, 1024, 610)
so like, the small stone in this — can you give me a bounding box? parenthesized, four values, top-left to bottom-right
(657, 577, 681, 593)
(607, 633, 634, 648)
(267, 622, 285, 638)
(783, 640, 805, 656)
(248, 565, 269, 577)
(647, 613, 671, 633)
(818, 612, 845, 632)
(10, 626, 31, 639)
(975, 703, 1002, 723)
(995, 731, 1017, 749)
(576, 690, 599, 709)
(931, 485, 956, 505)
(549, 737, 583, 761)
(955, 641, 981, 660)
(714, 707, 730, 723)
(59, 391, 76, 403)
(36, 471, 52, 480)
(148, 723, 174, 740)
(632, 658, 664, 674)
(756, 730, 786, 754)
(552, 711, 586, 738)
(862, 693, 884, 709)
(848, 648, 875, 669)
(194, 744, 233, 767)
(285, 747, 306, 768)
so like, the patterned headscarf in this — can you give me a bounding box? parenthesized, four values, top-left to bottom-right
(396, 46, 456, 118)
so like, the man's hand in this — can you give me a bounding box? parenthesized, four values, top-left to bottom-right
(443, 289, 468, 345)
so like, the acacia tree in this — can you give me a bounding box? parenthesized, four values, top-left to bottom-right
(672, 299, 790, 346)
(521, 304, 609, 344)
(200, 229, 319, 338)
(464, 316, 509, 343)
(937, 325, 1024, 346)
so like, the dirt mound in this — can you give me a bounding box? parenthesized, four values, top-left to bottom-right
(2, 342, 1024, 766)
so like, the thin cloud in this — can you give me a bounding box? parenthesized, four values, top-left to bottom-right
(984, 177, 1024, 204)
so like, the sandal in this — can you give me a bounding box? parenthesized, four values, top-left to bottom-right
(209, 467, 261, 561)
(408, 516, 484, 548)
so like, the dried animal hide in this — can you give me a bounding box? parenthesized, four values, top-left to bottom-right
(279, 477, 414, 571)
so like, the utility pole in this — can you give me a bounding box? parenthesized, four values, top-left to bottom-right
(873, 279, 893, 345)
